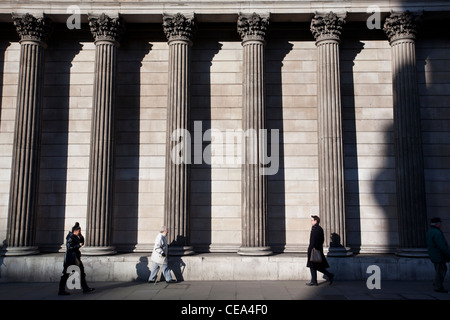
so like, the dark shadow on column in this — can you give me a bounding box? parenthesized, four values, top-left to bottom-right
(190, 24, 225, 253)
(113, 24, 153, 252)
(36, 24, 84, 252)
(341, 38, 364, 254)
(265, 26, 293, 253)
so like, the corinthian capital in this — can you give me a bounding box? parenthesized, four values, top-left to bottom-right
(237, 13, 270, 42)
(88, 13, 123, 44)
(163, 13, 196, 43)
(383, 11, 421, 43)
(12, 13, 51, 44)
(310, 12, 346, 42)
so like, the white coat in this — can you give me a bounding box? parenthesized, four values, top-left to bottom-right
(151, 232, 168, 265)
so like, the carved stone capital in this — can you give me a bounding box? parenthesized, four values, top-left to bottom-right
(383, 11, 421, 43)
(237, 13, 270, 42)
(163, 13, 196, 43)
(310, 12, 346, 43)
(88, 13, 122, 44)
(12, 13, 51, 44)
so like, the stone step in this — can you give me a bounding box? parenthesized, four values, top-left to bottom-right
(0, 253, 437, 282)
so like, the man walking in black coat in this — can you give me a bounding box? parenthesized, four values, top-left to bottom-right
(58, 222, 95, 295)
(306, 215, 334, 286)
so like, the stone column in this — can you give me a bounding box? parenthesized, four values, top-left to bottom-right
(4, 14, 51, 256)
(383, 11, 428, 257)
(311, 12, 352, 256)
(82, 14, 122, 255)
(162, 13, 195, 256)
(237, 13, 272, 256)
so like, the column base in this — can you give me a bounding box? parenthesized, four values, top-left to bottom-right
(2, 246, 39, 256)
(208, 244, 240, 253)
(237, 246, 273, 256)
(326, 246, 353, 257)
(395, 247, 429, 258)
(81, 246, 116, 256)
(169, 246, 195, 256)
(132, 244, 154, 253)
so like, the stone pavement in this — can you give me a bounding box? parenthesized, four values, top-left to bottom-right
(1, 279, 448, 318)
(0, 279, 449, 301)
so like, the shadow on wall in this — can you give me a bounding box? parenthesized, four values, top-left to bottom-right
(136, 256, 150, 281)
(372, 123, 398, 252)
(113, 24, 157, 252)
(341, 38, 364, 253)
(0, 24, 12, 252)
(36, 24, 84, 252)
(341, 24, 398, 254)
(0, 39, 11, 129)
(416, 21, 450, 240)
(189, 24, 229, 253)
(265, 29, 293, 253)
(135, 255, 186, 282)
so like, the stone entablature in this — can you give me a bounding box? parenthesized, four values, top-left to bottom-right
(1, 0, 449, 21)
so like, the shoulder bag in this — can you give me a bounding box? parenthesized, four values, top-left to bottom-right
(310, 248, 322, 263)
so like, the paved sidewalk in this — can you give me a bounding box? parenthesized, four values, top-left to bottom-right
(0, 279, 449, 300)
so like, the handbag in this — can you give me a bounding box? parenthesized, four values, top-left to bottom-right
(310, 248, 322, 263)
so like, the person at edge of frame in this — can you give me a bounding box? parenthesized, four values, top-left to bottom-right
(426, 217, 450, 293)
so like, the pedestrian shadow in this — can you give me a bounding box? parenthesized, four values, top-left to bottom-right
(135, 256, 151, 282)
(169, 257, 186, 282)
(135, 255, 186, 282)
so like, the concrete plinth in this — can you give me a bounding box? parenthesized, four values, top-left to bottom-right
(0, 253, 438, 282)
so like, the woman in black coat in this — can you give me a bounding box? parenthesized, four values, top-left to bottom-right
(306, 215, 334, 286)
(58, 222, 95, 295)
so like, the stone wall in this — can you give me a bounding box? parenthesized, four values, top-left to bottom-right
(0, 15, 449, 255)
(341, 34, 398, 253)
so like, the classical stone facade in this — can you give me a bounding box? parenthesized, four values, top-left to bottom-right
(0, 1, 449, 269)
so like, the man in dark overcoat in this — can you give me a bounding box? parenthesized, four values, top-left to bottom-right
(306, 215, 334, 286)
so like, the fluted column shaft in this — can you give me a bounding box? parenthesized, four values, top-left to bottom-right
(237, 13, 272, 256)
(311, 12, 352, 256)
(163, 13, 195, 255)
(83, 14, 122, 255)
(384, 12, 428, 257)
(5, 14, 51, 256)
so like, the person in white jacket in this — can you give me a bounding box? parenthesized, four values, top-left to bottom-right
(148, 226, 177, 283)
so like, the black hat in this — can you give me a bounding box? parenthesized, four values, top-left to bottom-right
(72, 222, 81, 232)
(431, 217, 442, 224)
